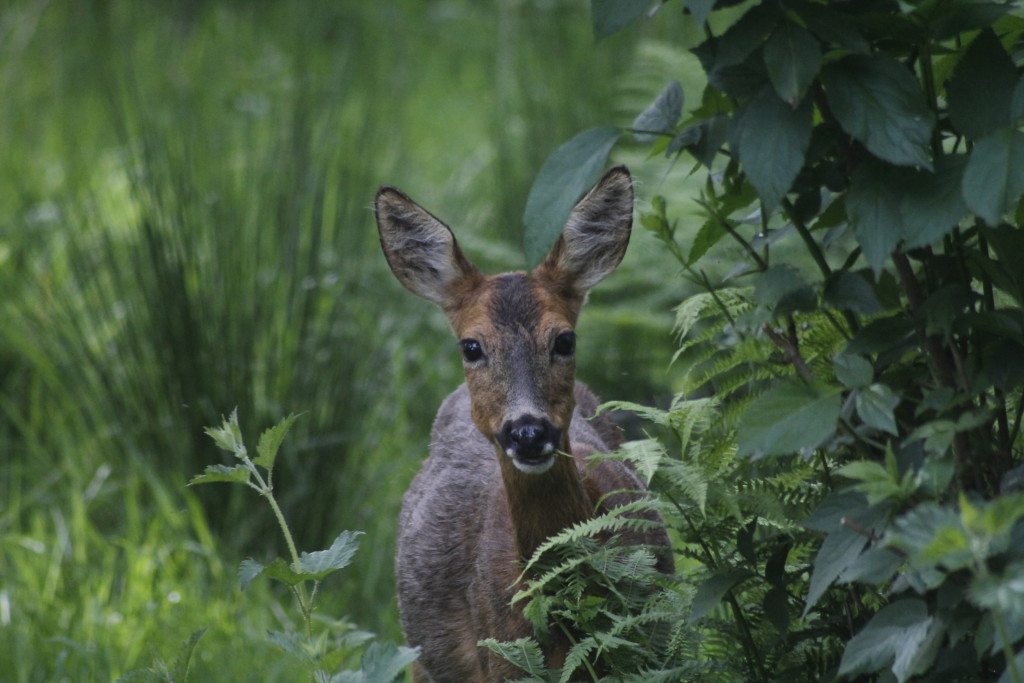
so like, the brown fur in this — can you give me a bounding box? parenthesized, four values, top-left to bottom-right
(376, 167, 673, 682)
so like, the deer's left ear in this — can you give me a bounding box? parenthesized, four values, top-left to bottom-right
(536, 166, 633, 296)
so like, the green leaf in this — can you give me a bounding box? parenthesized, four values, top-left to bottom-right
(259, 557, 306, 586)
(523, 126, 622, 268)
(331, 641, 421, 683)
(737, 379, 842, 458)
(685, 0, 715, 28)
(847, 157, 968, 273)
(170, 628, 208, 683)
(732, 88, 812, 211)
(803, 494, 888, 613)
(479, 637, 546, 676)
(856, 383, 900, 435)
(834, 353, 873, 389)
(763, 21, 822, 106)
(796, 3, 869, 55)
(763, 586, 790, 635)
(838, 599, 933, 682)
(968, 561, 1024, 619)
(204, 408, 245, 456)
(962, 128, 1024, 226)
(840, 545, 904, 585)
(822, 55, 935, 169)
(689, 569, 755, 622)
(633, 81, 683, 142)
(713, 3, 779, 69)
(752, 265, 816, 317)
(823, 270, 883, 315)
(946, 29, 1017, 140)
(888, 502, 973, 572)
(254, 413, 300, 470)
(297, 530, 364, 579)
(687, 216, 727, 265)
(590, 0, 648, 40)
(238, 558, 265, 591)
(187, 463, 251, 487)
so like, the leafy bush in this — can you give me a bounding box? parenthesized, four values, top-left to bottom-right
(496, 0, 1024, 680)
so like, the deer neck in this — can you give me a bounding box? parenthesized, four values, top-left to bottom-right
(496, 433, 593, 564)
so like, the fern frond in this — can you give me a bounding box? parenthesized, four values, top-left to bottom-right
(479, 637, 547, 678)
(522, 499, 667, 575)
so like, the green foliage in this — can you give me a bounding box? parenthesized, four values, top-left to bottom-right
(2, 1, 667, 679)
(495, 0, 1024, 680)
(182, 412, 417, 682)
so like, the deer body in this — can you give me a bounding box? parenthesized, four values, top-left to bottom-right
(375, 167, 672, 682)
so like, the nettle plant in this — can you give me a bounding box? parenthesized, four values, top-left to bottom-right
(180, 412, 416, 683)
(499, 0, 1024, 681)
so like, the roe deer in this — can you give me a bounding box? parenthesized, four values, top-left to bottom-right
(375, 166, 673, 682)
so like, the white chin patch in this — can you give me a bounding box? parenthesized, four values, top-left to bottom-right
(511, 456, 555, 475)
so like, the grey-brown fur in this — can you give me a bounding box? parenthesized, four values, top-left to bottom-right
(397, 383, 669, 681)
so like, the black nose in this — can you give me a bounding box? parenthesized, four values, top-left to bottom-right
(496, 415, 561, 463)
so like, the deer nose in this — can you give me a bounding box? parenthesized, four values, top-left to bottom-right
(496, 415, 561, 473)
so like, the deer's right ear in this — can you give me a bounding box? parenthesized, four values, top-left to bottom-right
(375, 187, 480, 307)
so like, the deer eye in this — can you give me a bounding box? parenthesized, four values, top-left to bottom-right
(552, 331, 576, 357)
(460, 339, 484, 363)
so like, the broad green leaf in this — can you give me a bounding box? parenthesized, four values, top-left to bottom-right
(834, 353, 873, 389)
(590, 0, 648, 40)
(845, 315, 916, 356)
(848, 157, 968, 273)
(689, 569, 755, 622)
(752, 265, 816, 317)
(856, 383, 900, 435)
(633, 81, 683, 142)
(187, 463, 251, 487)
(946, 29, 1017, 140)
(962, 128, 1024, 225)
(732, 88, 812, 211)
(331, 641, 421, 683)
(737, 380, 842, 458)
(822, 55, 934, 169)
(254, 413, 300, 470)
(838, 599, 932, 682)
(479, 637, 546, 676)
(297, 530, 364, 579)
(713, 3, 779, 68)
(763, 586, 790, 635)
(523, 126, 622, 268)
(823, 270, 883, 315)
(888, 502, 973, 572)
(796, 3, 869, 55)
(968, 561, 1024, 619)
(204, 408, 245, 456)
(763, 21, 822, 106)
(238, 558, 265, 591)
(803, 494, 888, 613)
(266, 629, 310, 660)
(259, 557, 306, 586)
(840, 545, 904, 585)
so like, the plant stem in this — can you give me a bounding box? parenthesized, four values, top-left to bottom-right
(261, 486, 313, 638)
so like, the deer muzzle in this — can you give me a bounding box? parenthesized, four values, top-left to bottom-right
(495, 415, 562, 474)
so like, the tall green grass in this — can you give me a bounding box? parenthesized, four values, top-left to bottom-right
(0, 0, 681, 678)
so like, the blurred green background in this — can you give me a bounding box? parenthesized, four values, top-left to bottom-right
(0, 1, 698, 679)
